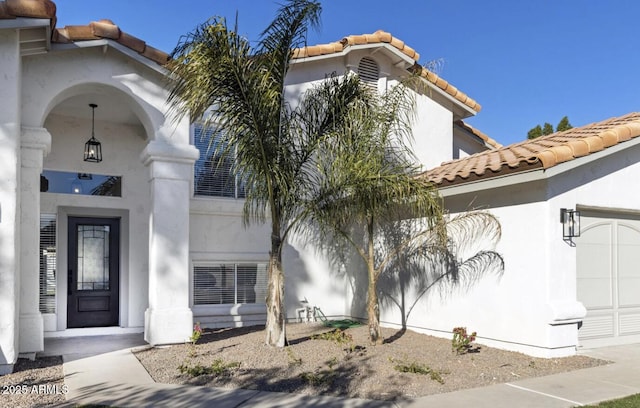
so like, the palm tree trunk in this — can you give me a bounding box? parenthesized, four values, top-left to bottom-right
(265, 228, 286, 347)
(366, 218, 381, 344)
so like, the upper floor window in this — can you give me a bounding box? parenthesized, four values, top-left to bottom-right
(357, 57, 380, 90)
(193, 124, 246, 198)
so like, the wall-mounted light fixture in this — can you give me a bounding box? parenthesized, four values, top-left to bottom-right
(561, 208, 581, 239)
(71, 179, 82, 194)
(84, 103, 102, 163)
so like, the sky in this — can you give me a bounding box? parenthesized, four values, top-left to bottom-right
(56, 1, 640, 147)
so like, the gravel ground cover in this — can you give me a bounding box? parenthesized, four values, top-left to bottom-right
(135, 323, 608, 401)
(0, 323, 608, 406)
(0, 356, 67, 408)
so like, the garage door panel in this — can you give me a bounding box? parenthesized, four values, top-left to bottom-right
(619, 313, 640, 336)
(579, 223, 612, 245)
(577, 223, 613, 309)
(578, 213, 640, 345)
(576, 225, 611, 279)
(617, 224, 640, 245)
(577, 279, 613, 309)
(618, 278, 640, 307)
(580, 314, 614, 339)
(617, 225, 640, 307)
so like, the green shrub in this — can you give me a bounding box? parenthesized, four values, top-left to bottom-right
(300, 370, 334, 386)
(390, 358, 445, 384)
(286, 347, 302, 367)
(312, 329, 353, 344)
(452, 327, 477, 355)
(178, 358, 240, 377)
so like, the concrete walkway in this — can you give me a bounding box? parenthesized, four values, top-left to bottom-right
(43, 334, 640, 407)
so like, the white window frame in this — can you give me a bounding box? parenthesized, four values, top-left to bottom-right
(192, 123, 246, 199)
(39, 213, 57, 314)
(192, 262, 268, 307)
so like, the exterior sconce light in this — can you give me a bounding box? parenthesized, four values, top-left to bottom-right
(71, 179, 82, 194)
(84, 103, 102, 163)
(561, 208, 580, 239)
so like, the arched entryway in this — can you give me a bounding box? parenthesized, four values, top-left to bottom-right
(38, 83, 155, 334)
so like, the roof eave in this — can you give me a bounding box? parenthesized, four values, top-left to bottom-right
(423, 79, 478, 119)
(436, 167, 545, 197)
(437, 134, 640, 197)
(0, 17, 51, 54)
(290, 42, 415, 69)
(0, 16, 49, 29)
(51, 39, 167, 75)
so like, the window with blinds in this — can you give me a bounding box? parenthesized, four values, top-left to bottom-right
(193, 263, 267, 305)
(357, 57, 380, 91)
(193, 125, 246, 198)
(39, 214, 57, 314)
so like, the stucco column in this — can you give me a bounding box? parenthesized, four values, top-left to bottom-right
(19, 127, 51, 354)
(141, 140, 199, 345)
(0, 29, 21, 375)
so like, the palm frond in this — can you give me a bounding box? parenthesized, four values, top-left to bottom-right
(446, 211, 502, 261)
(258, 0, 321, 86)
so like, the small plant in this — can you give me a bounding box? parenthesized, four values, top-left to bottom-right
(452, 327, 477, 355)
(178, 358, 240, 377)
(312, 329, 353, 344)
(390, 358, 445, 384)
(300, 370, 334, 386)
(326, 357, 338, 369)
(178, 362, 209, 377)
(210, 358, 240, 375)
(190, 322, 203, 344)
(286, 347, 302, 367)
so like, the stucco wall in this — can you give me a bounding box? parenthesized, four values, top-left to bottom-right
(0, 29, 22, 373)
(381, 142, 640, 357)
(453, 126, 490, 159)
(189, 198, 271, 326)
(287, 50, 455, 170)
(411, 89, 453, 170)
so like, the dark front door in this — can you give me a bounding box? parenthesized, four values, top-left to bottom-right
(67, 217, 120, 328)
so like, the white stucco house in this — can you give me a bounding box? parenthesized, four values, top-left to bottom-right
(1, 0, 637, 374)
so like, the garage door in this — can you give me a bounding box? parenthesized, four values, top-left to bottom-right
(576, 212, 640, 347)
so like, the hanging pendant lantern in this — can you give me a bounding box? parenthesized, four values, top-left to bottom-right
(84, 103, 102, 163)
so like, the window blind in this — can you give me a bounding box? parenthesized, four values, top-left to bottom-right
(193, 125, 246, 198)
(39, 214, 57, 314)
(193, 263, 267, 305)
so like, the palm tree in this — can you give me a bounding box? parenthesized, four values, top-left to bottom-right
(166, 0, 365, 346)
(307, 82, 449, 344)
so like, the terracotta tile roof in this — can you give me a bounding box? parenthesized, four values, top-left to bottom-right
(293, 30, 420, 61)
(0, 0, 169, 65)
(0, 0, 56, 24)
(4, 2, 477, 104)
(52, 19, 169, 65)
(454, 120, 502, 149)
(293, 30, 481, 113)
(417, 68, 481, 113)
(425, 112, 640, 186)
